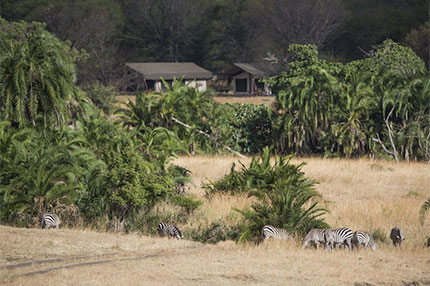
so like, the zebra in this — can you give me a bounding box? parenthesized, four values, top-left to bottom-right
(351, 231, 376, 251)
(261, 225, 293, 242)
(40, 213, 61, 229)
(324, 227, 353, 251)
(157, 222, 183, 239)
(390, 227, 405, 247)
(302, 228, 327, 249)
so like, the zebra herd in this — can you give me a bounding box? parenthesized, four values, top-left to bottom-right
(262, 224, 405, 251)
(38, 213, 409, 249)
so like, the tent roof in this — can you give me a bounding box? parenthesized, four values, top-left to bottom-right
(125, 62, 212, 80)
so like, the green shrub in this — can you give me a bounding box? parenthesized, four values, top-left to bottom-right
(204, 147, 329, 241)
(84, 82, 117, 115)
(372, 228, 387, 243)
(187, 222, 242, 244)
(227, 103, 272, 153)
(169, 195, 202, 215)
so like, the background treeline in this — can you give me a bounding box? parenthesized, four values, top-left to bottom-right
(0, 0, 428, 87)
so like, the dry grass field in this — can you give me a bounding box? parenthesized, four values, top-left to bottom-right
(115, 95, 276, 107)
(2, 156, 430, 285)
(212, 96, 276, 106)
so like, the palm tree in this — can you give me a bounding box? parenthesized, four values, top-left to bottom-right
(0, 20, 81, 128)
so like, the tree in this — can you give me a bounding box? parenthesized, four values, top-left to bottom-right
(256, 0, 346, 56)
(403, 22, 430, 69)
(121, 0, 213, 64)
(0, 18, 83, 128)
(0, 124, 101, 225)
(28, 0, 125, 86)
(332, 0, 429, 61)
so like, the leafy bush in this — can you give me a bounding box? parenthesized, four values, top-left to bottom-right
(226, 103, 272, 153)
(84, 82, 117, 115)
(0, 123, 101, 226)
(169, 195, 202, 215)
(372, 228, 387, 243)
(204, 147, 329, 241)
(204, 147, 309, 195)
(187, 222, 242, 244)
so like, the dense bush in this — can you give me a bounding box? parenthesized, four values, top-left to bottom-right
(267, 43, 430, 161)
(204, 147, 329, 241)
(226, 103, 272, 153)
(84, 82, 117, 115)
(187, 222, 242, 244)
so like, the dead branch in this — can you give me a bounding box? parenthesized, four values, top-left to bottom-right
(371, 95, 400, 162)
(263, 51, 278, 65)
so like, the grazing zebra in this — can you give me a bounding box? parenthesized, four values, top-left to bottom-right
(261, 225, 293, 242)
(324, 227, 353, 251)
(390, 227, 405, 247)
(302, 228, 327, 249)
(157, 222, 183, 239)
(40, 213, 61, 229)
(351, 231, 376, 251)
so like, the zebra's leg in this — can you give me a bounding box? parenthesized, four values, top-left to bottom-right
(345, 238, 352, 251)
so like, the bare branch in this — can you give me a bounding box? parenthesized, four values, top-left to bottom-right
(371, 133, 396, 157)
(263, 51, 279, 65)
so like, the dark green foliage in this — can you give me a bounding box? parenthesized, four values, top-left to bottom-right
(372, 228, 387, 243)
(168, 195, 202, 215)
(0, 18, 84, 128)
(1, 0, 427, 74)
(226, 103, 272, 153)
(267, 42, 430, 161)
(84, 82, 117, 115)
(187, 222, 242, 244)
(104, 146, 174, 223)
(235, 181, 329, 242)
(0, 123, 102, 225)
(204, 147, 310, 195)
(204, 147, 329, 241)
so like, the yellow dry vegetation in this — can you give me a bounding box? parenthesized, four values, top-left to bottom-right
(115, 95, 276, 107)
(212, 96, 276, 106)
(1, 156, 430, 285)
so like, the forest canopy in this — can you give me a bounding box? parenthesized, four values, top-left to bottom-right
(0, 0, 428, 86)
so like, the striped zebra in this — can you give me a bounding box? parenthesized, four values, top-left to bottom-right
(302, 228, 327, 249)
(40, 213, 61, 229)
(324, 227, 353, 251)
(390, 227, 405, 247)
(157, 222, 183, 239)
(261, 225, 293, 242)
(351, 231, 376, 251)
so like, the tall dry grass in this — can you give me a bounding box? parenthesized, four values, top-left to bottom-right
(172, 155, 430, 248)
(2, 155, 430, 285)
